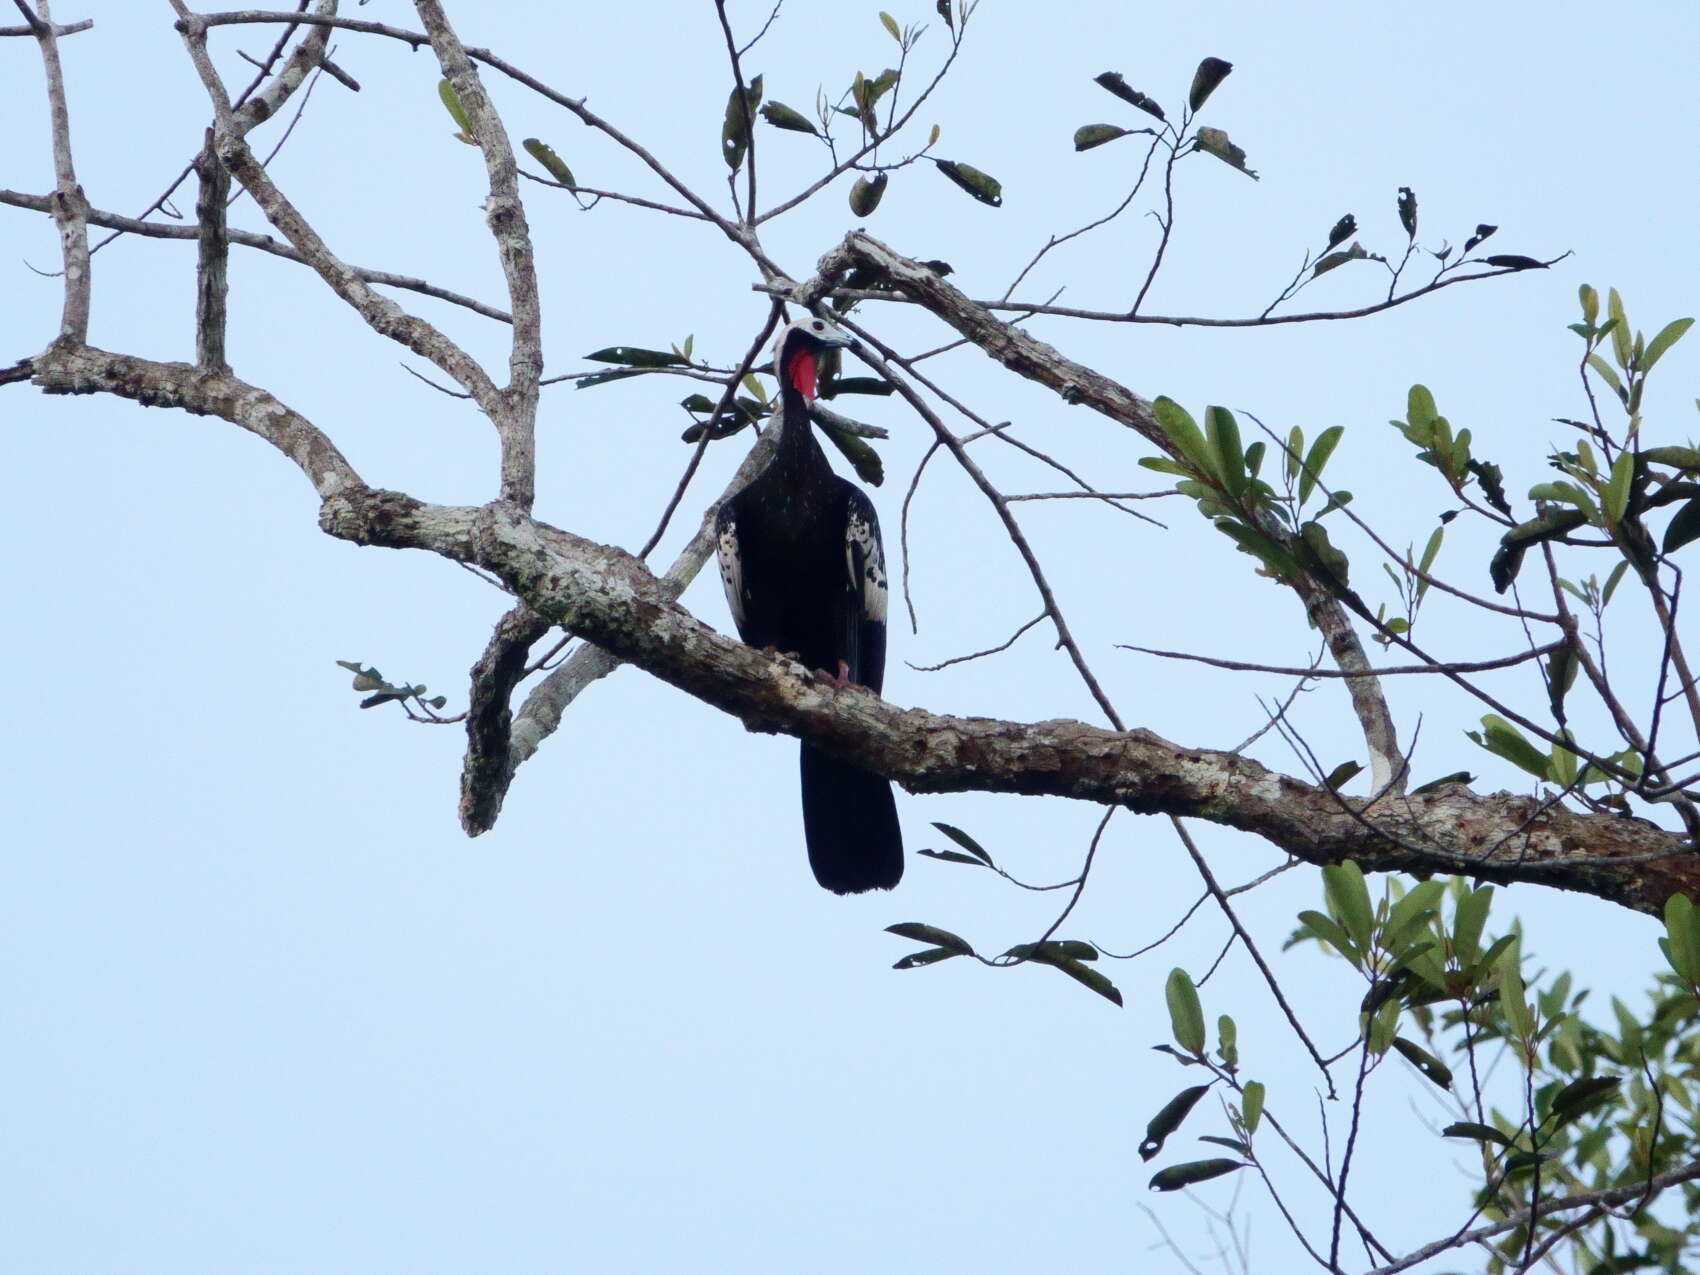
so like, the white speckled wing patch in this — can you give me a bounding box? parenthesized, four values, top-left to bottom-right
(845, 501, 888, 623)
(715, 507, 746, 632)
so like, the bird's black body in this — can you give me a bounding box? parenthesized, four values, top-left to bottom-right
(716, 319, 903, 894)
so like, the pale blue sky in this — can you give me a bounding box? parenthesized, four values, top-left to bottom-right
(4, 2, 1698, 1271)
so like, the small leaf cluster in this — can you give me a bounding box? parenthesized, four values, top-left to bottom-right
(1075, 57, 1255, 180)
(756, 9, 1000, 216)
(887, 824, 1122, 1006)
(334, 660, 448, 714)
(1140, 967, 1258, 1193)
(1140, 400, 1353, 591)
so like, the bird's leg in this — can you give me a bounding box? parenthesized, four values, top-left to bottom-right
(818, 659, 855, 690)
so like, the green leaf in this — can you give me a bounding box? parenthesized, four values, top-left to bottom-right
(1196, 1135, 1249, 1155)
(1663, 893, 1700, 985)
(584, 346, 688, 367)
(1499, 941, 1534, 1043)
(575, 369, 650, 389)
(1241, 1080, 1264, 1135)
(1415, 525, 1444, 605)
(1326, 214, 1357, 248)
(1546, 644, 1579, 722)
(1216, 1014, 1237, 1069)
(1035, 952, 1123, 1006)
(1604, 450, 1634, 523)
(885, 922, 974, 953)
(1192, 126, 1257, 179)
(929, 822, 992, 866)
(1365, 997, 1401, 1054)
(760, 101, 819, 135)
(1284, 426, 1304, 482)
(437, 78, 472, 141)
(1166, 968, 1206, 1056)
(848, 172, 888, 217)
(1471, 713, 1552, 780)
(1586, 353, 1626, 400)
(1214, 518, 1301, 580)
(1323, 761, 1363, 791)
(1664, 496, 1700, 554)
(819, 421, 884, 486)
(879, 10, 901, 40)
(1073, 123, 1135, 151)
(720, 73, 763, 170)
(1392, 1037, 1454, 1089)
(1463, 223, 1498, 253)
(1205, 406, 1245, 496)
(1579, 284, 1600, 328)
(1642, 317, 1693, 373)
(1608, 288, 1631, 369)
(522, 138, 576, 187)
(1313, 247, 1366, 278)
(1187, 57, 1233, 112)
(1152, 397, 1216, 478)
(1549, 1075, 1621, 1128)
(893, 945, 965, 969)
(1409, 771, 1472, 796)
(1296, 909, 1358, 962)
(1148, 1158, 1244, 1192)
(1603, 560, 1629, 604)
(1092, 71, 1166, 121)
(933, 159, 1002, 206)
(1298, 425, 1344, 507)
(1483, 254, 1546, 271)
(1323, 862, 1374, 955)
(1397, 186, 1417, 238)
(1299, 519, 1350, 587)
(915, 848, 985, 867)
(1442, 1121, 1514, 1147)
(1139, 1084, 1212, 1161)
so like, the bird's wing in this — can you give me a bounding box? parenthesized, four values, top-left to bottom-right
(715, 502, 747, 635)
(843, 487, 889, 690)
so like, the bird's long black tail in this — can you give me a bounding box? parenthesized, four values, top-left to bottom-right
(799, 743, 904, 894)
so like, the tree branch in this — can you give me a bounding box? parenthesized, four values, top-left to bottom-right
(413, 0, 540, 507)
(303, 484, 1700, 916)
(796, 231, 1403, 790)
(0, 189, 512, 323)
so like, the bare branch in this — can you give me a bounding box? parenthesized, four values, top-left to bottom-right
(908, 612, 1046, 673)
(0, 190, 514, 322)
(1361, 1159, 1700, 1275)
(30, 343, 363, 499)
(802, 232, 1399, 785)
(22, 0, 91, 345)
(413, 0, 541, 507)
(1120, 641, 1563, 679)
(192, 130, 230, 370)
(305, 483, 1700, 915)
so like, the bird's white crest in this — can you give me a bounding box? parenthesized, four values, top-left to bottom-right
(773, 315, 854, 363)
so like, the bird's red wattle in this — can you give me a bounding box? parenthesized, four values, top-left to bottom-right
(786, 348, 817, 400)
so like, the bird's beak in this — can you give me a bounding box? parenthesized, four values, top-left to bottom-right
(813, 319, 856, 349)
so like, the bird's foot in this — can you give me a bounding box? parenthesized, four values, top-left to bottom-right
(817, 659, 857, 690)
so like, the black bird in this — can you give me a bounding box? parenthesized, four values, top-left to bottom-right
(715, 316, 904, 893)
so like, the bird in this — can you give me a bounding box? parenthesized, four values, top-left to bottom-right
(715, 315, 904, 893)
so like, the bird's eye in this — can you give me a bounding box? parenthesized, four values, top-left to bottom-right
(811, 320, 824, 330)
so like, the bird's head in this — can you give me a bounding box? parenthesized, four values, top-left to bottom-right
(774, 315, 854, 403)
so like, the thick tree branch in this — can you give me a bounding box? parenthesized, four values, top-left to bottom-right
(29, 343, 363, 498)
(794, 232, 1404, 791)
(305, 484, 1698, 916)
